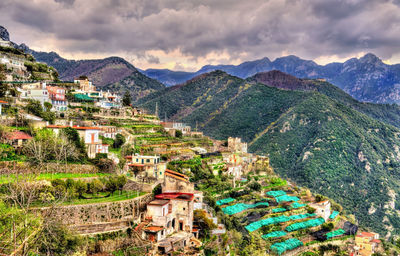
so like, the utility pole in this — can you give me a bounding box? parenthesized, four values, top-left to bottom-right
(155, 102, 158, 118)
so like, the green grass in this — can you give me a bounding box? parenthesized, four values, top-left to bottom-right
(0, 172, 111, 184)
(32, 191, 147, 207)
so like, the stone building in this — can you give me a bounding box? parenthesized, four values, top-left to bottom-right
(309, 200, 331, 221)
(126, 154, 166, 181)
(228, 137, 248, 153)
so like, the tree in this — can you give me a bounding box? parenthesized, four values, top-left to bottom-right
(34, 220, 83, 256)
(113, 133, 125, 148)
(248, 181, 261, 191)
(175, 130, 183, 138)
(74, 180, 87, 198)
(87, 179, 103, 195)
(61, 127, 86, 157)
(44, 102, 52, 112)
(122, 91, 131, 106)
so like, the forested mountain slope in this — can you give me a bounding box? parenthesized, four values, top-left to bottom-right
(139, 70, 400, 235)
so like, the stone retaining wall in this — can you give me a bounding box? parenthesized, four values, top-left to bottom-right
(40, 193, 153, 226)
(0, 162, 98, 175)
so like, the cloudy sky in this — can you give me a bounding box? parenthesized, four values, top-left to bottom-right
(1, 0, 400, 71)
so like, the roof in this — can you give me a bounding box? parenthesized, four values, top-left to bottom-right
(360, 232, 375, 238)
(165, 169, 189, 182)
(5, 131, 32, 140)
(371, 239, 381, 243)
(155, 192, 194, 201)
(144, 226, 164, 232)
(0, 100, 8, 104)
(148, 199, 170, 206)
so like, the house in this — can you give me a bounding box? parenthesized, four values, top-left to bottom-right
(143, 168, 199, 254)
(309, 200, 331, 220)
(228, 137, 247, 153)
(47, 86, 68, 112)
(46, 125, 108, 158)
(18, 82, 50, 106)
(99, 126, 120, 139)
(354, 231, 381, 256)
(161, 122, 191, 135)
(0, 100, 8, 115)
(126, 154, 166, 181)
(74, 77, 96, 92)
(4, 131, 32, 148)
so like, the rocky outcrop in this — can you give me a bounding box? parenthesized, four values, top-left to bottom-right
(0, 26, 10, 41)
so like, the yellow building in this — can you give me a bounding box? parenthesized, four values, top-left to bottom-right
(354, 232, 381, 256)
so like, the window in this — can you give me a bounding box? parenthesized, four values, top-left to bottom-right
(183, 208, 186, 211)
(146, 159, 150, 163)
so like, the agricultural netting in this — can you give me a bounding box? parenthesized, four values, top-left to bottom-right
(275, 195, 300, 203)
(245, 213, 316, 232)
(291, 202, 306, 209)
(326, 229, 345, 239)
(285, 217, 325, 232)
(222, 202, 269, 215)
(216, 198, 235, 206)
(262, 231, 287, 239)
(272, 208, 287, 213)
(329, 211, 339, 219)
(266, 190, 286, 197)
(270, 238, 303, 255)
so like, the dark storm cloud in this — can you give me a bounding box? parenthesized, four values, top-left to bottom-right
(1, 0, 400, 65)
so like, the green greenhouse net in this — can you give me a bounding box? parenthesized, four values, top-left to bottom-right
(222, 202, 269, 215)
(275, 195, 300, 203)
(262, 231, 287, 239)
(266, 190, 286, 197)
(216, 198, 235, 206)
(270, 238, 303, 255)
(329, 211, 339, 219)
(272, 208, 287, 213)
(291, 202, 306, 209)
(326, 229, 345, 239)
(285, 217, 325, 232)
(245, 213, 316, 232)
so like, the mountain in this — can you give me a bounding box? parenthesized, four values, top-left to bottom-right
(142, 69, 197, 87)
(139, 70, 400, 236)
(143, 54, 400, 105)
(25, 48, 165, 100)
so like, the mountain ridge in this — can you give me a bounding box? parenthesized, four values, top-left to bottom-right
(142, 53, 400, 105)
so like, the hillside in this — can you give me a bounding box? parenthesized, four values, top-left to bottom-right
(139, 70, 400, 236)
(143, 53, 400, 105)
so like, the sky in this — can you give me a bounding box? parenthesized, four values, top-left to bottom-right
(1, 0, 400, 71)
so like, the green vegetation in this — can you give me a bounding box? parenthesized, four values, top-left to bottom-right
(24, 100, 56, 123)
(139, 70, 400, 236)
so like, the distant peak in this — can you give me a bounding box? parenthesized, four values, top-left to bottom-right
(0, 25, 10, 41)
(359, 53, 382, 64)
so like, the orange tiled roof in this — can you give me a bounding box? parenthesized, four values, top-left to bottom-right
(371, 239, 381, 243)
(144, 226, 164, 232)
(5, 131, 32, 140)
(0, 100, 8, 104)
(360, 232, 375, 237)
(165, 169, 189, 182)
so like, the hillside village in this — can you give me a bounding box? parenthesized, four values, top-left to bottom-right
(0, 33, 399, 256)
